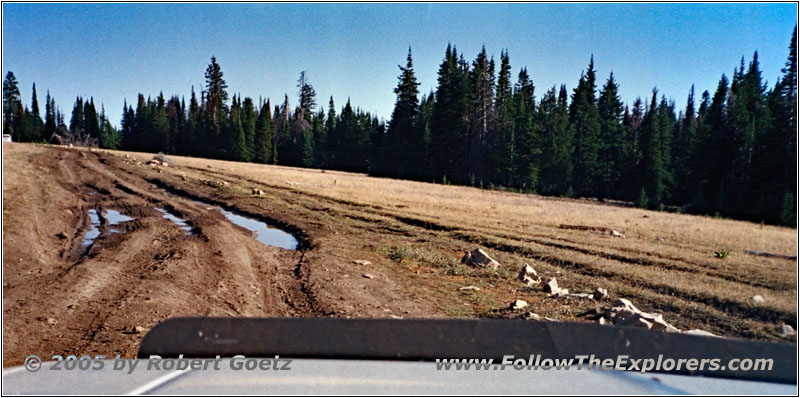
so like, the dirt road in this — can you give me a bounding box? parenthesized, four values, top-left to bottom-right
(2, 144, 438, 365)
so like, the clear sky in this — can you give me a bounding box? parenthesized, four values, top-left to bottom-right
(2, 3, 797, 127)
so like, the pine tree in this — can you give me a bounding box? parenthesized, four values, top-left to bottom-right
(377, 47, 421, 178)
(252, 100, 273, 164)
(638, 90, 667, 208)
(27, 83, 44, 141)
(492, 49, 516, 185)
(3, 71, 22, 140)
(672, 85, 698, 204)
(537, 85, 573, 195)
(597, 72, 625, 199)
(43, 91, 56, 140)
(429, 44, 468, 183)
(511, 67, 538, 189)
(465, 46, 495, 184)
(69, 97, 84, 138)
(297, 71, 317, 122)
(242, 97, 256, 161)
(228, 95, 247, 161)
(569, 56, 602, 197)
(204, 56, 228, 125)
(324, 97, 338, 168)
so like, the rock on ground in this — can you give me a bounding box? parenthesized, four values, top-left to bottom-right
(518, 311, 541, 321)
(751, 295, 765, 304)
(517, 263, 541, 286)
(461, 249, 500, 270)
(544, 278, 569, 297)
(509, 299, 528, 310)
(606, 298, 680, 332)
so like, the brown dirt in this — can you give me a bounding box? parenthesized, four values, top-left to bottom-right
(2, 144, 439, 366)
(3, 143, 796, 366)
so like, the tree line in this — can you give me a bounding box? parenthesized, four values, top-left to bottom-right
(3, 28, 796, 226)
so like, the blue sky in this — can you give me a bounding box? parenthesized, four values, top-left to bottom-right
(2, 3, 797, 127)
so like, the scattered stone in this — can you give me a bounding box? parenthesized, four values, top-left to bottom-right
(607, 298, 679, 332)
(685, 329, 719, 338)
(518, 311, 541, 321)
(568, 293, 591, 299)
(655, 237, 665, 243)
(46, 317, 57, 325)
(598, 317, 607, 325)
(609, 229, 625, 238)
(458, 285, 481, 291)
(517, 263, 541, 286)
(362, 273, 374, 279)
(544, 278, 569, 296)
(509, 299, 528, 310)
(751, 295, 765, 304)
(461, 249, 500, 269)
(592, 287, 608, 301)
(55, 232, 68, 240)
(180, 175, 187, 181)
(780, 324, 796, 336)
(544, 278, 560, 294)
(251, 188, 264, 195)
(353, 260, 372, 266)
(152, 152, 171, 165)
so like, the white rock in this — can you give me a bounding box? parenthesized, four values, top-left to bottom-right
(518, 311, 541, 321)
(461, 249, 501, 269)
(362, 273, 375, 279)
(544, 278, 560, 294)
(544, 278, 569, 297)
(610, 229, 625, 238)
(458, 285, 481, 291)
(751, 295, 765, 304)
(509, 299, 528, 310)
(518, 263, 541, 285)
(780, 324, 796, 336)
(353, 260, 372, 266)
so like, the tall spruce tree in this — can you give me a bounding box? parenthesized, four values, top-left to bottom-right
(537, 85, 573, 195)
(597, 72, 625, 199)
(569, 56, 602, 197)
(377, 47, 421, 178)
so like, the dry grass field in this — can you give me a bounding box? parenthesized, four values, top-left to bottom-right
(2, 143, 797, 363)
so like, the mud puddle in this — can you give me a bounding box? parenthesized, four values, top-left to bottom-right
(82, 209, 101, 246)
(156, 208, 192, 234)
(189, 199, 298, 250)
(82, 209, 135, 248)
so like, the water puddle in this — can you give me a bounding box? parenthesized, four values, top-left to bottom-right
(156, 208, 192, 234)
(105, 209, 134, 225)
(82, 209, 101, 246)
(189, 199, 298, 250)
(82, 209, 135, 248)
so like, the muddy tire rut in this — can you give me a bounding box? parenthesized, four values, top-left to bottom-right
(3, 147, 325, 365)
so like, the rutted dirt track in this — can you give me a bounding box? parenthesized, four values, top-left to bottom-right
(3, 143, 797, 366)
(2, 144, 438, 365)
